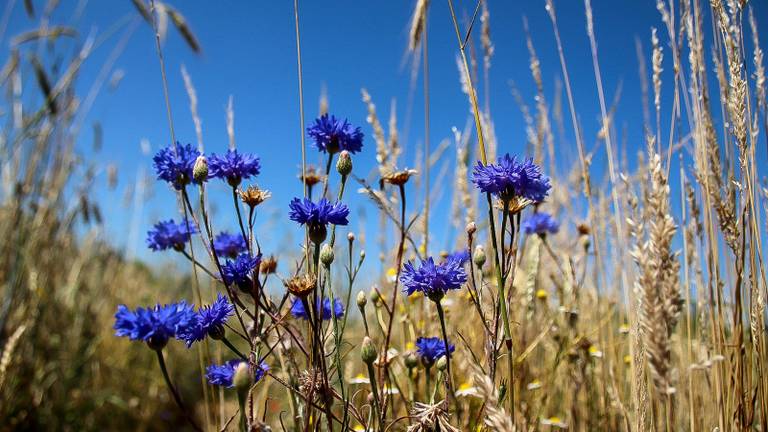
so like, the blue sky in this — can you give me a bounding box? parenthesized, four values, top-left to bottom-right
(3, 0, 766, 266)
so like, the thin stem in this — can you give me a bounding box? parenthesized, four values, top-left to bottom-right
(155, 349, 203, 432)
(232, 186, 250, 254)
(367, 362, 383, 431)
(447, 0, 487, 164)
(435, 301, 456, 407)
(423, 10, 430, 257)
(221, 335, 248, 361)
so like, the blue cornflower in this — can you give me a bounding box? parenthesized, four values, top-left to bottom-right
(289, 298, 345, 321)
(208, 149, 261, 186)
(114, 301, 196, 350)
(400, 257, 468, 301)
(178, 293, 234, 347)
(307, 114, 364, 154)
(472, 154, 551, 203)
(213, 231, 248, 258)
(288, 197, 349, 243)
(152, 142, 202, 190)
(221, 254, 261, 291)
(206, 360, 269, 387)
(146, 219, 198, 251)
(415, 337, 455, 367)
(444, 249, 470, 265)
(522, 212, 560, 236)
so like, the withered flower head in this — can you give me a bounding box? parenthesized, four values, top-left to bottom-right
(409, 400, 460, 432)
(298, 368, 324, 397)
(284, 273, 316, 298)
(577, 223, 591, 236)
(493, 196, 533, 215)
(299, 165, 324, 187)
(239, 185, 271, 208)
(259, 256, 278, 274)
(382, 168, 418, 186)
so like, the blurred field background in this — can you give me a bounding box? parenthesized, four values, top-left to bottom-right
(1, 0, 767, 431)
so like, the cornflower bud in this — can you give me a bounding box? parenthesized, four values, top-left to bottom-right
(336, 150, 353, 176)
(356, 290, 368, 308)
(193, 155, 208, 182)
(466, 221, 477, 235)
(320, 243, 334, 268)
(233, 362, 252, 391)
(473, 245, 486, 268)
(436, 355, 448, 372)
(404, 351, 419, 370)
(361, 336, 377, 364)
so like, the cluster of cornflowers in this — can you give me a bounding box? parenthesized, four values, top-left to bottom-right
(114, 114, 366, 431)
(360, 151, 558, 422)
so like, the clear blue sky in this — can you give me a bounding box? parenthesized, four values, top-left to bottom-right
(3, 0, 766, 265)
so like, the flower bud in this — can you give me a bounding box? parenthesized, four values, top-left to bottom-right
(193, 155, 208, 182)
(361, 336, 377, 364)
(347, 232, 355, 242)
(404, 351, 419, 369)
(233, 362, 252, 391)
(356, 290, 368, 308)
(336, 150, 353, 176)
(370, 289, 382, 307)
(360, 250, 366, 260)
(473, 245, 486, 267)
(436, 355, 448, 372)
(466, 221, 477, 235)
(320, 244, 335, 268)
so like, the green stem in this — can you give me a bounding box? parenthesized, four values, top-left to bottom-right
(237, 387, 248, 432)
(367, 362, 383, 431)
(155, 349, 203, 432)
(425, 365, 432, 403)
(221, 335, 248, 360)
(435, 300, 460, 420)
(232, 186, 250, 254)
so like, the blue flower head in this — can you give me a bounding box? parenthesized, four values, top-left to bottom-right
(290, 298, 345, 321)
(178, 293, 235, 347)
(472, 154, 551, 203)
(307, 114, 364, 154)
(415, 337, 455, 366)
(522, 212, 560, 236)
(146, 219, 198, 251)
(444, 249, 470, 265)
(208, 149, 261, 187)
(213, 231, 248, 258)
(221, 254, 261, 291)
(288, 197, 349, 243)
(206, 359, 269, 387)
(114, 301, 196, 350)
(152, 142, 202, 190)
(400, 257, 468, 301)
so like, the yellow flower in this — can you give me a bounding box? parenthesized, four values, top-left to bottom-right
(386, 267, 397, 282)
(541, 416, 567, 428)
(348, 373, 370, 384)
(456, 382, 479, 398)
(588, 345, 603, 358)
(527, 379, 542, 390)
(619, 323, 630, 334)
(535, 289, 548, 300)
(623, 355, 632, 365)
